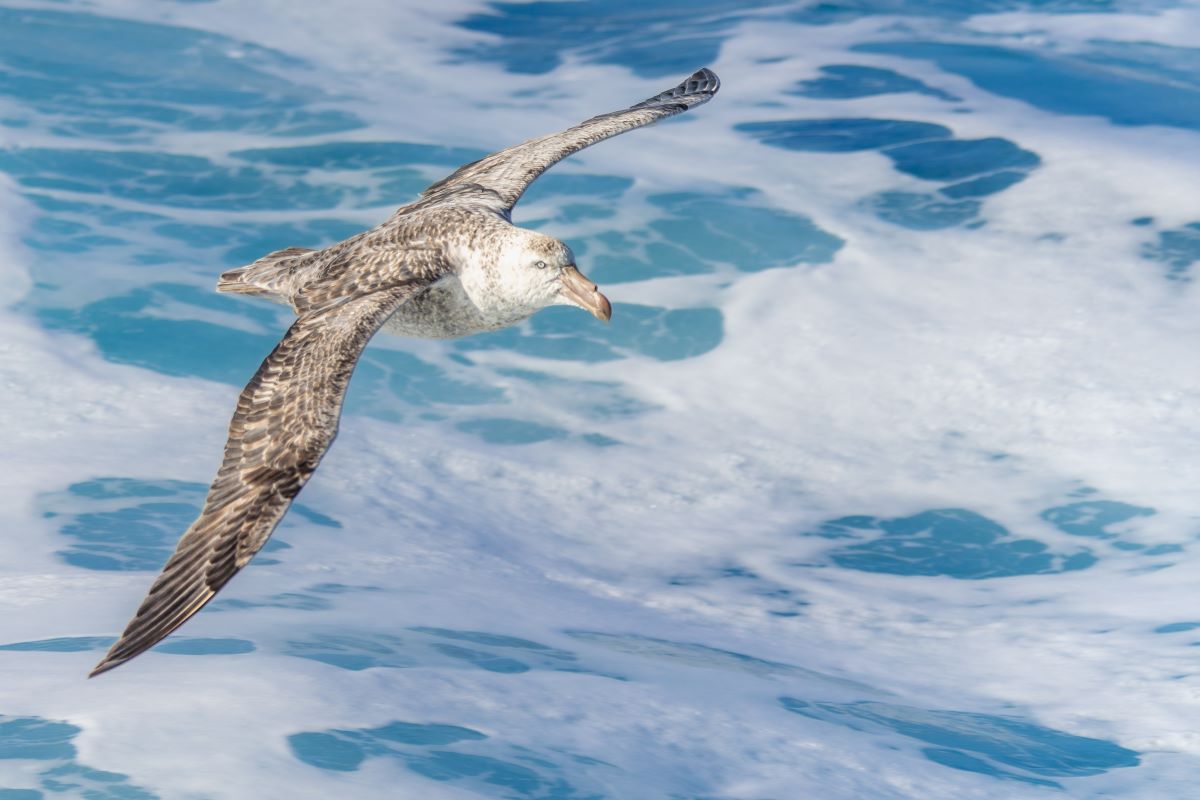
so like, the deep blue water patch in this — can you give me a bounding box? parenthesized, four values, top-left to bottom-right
(0, 715, 157, 799)
(857, 41, 1200, 131)
(0, 7, 361, 141)
(865, 192, 980, 230)
(16, 192, 361, 279)
(289, 720, 612, 796)
(1040, 500, 1156, 539)
(455, 0, 778, 77)
(573, 189, 842, 285)
(290, 506, 343, 529)
(0, 635, 253, 659)
(0, 637, 114, 653)
(285, 627, 619, 679)
(786, 0, 1143, 25)
(1141, 222, 1200, 282)
(781, 698, 1139, 787)
(521, 173, 634, 207)
(1037, 499, 1175, 561)
(454, 0, 1141, 76)
(884, 138, 1039, 182)
(454, 418, 569, 446)
(737, 118, 1038, 229)
(1153, 622, 1200, 634)
(0, 717, 77, 761)
(231, 141, 485, 172)
(805, 509, 1096, 578)
(736, 118, 951, 152)
(790, 65, 959, 101)
(36, 283, 284, 387)
(38, 477, 339, 572)
(0, 148, 352, 212)
(205, 219, 365, 267)
(152, 637, 255, 656)
(228, 141, 496, 210)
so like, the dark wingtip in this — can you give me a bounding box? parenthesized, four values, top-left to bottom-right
(88, 657, 120, 678)
(686, 67, 721, 97)
(88, 639, 136, 678)
(633, 67, 721, 110)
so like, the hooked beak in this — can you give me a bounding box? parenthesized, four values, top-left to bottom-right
(559, 265, 612, 322)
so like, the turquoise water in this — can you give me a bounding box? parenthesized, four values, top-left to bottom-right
(1, 1, 1198, 798)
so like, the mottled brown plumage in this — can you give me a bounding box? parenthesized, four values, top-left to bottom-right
(90, 67, 719, 677)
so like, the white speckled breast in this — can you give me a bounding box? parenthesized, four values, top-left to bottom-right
(381, 275, 533, 339)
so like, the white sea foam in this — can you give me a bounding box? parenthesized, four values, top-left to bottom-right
(0, 0, 1198, 797)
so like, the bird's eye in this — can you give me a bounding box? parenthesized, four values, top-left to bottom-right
(535, 260, 548, 269)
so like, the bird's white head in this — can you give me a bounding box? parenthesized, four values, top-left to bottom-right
(492, 229, 611, 322)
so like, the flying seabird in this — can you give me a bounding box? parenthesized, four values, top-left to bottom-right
(89, 67, 720, 677)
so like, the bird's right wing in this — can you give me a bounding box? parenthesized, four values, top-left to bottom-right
(418, 68, 720, 213)
(90, 282, 425, 677)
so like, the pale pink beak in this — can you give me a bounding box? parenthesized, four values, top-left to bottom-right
(559, 265, 611, 322)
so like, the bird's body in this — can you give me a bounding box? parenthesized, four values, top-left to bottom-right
(221, 209, 589, 339)
(91, 67, 720, 677)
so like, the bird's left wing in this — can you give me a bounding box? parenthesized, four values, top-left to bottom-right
(419, 67, 720, 212)
(90, 283, 424, 677)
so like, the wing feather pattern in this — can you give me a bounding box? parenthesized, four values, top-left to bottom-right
(420, 67, 719, 211)
(89, 284, 423, 677)
(90, 68, 722, 677)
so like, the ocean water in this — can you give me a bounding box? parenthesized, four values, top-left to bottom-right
(0, 0, 1198, 797)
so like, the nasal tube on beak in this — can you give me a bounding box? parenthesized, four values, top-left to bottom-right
(559, 265, 612, 322)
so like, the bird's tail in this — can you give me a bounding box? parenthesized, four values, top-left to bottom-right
(216, 246, 317, 302)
